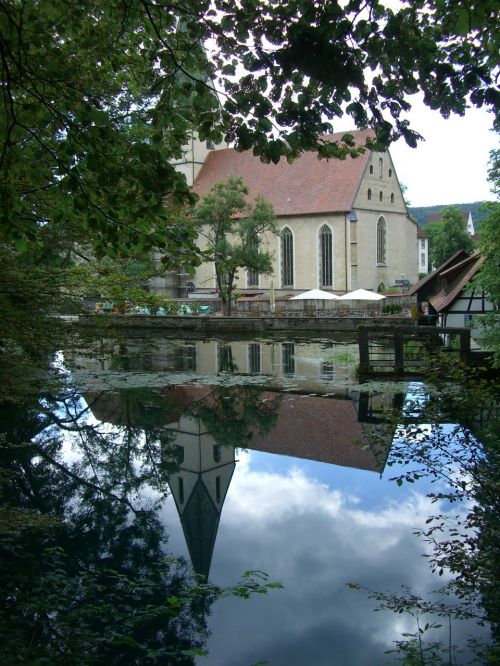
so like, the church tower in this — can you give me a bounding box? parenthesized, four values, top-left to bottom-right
(149, 132, 227, 297)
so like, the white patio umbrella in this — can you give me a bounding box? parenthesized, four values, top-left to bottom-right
(290, 289, 340, 300)
(338, 288, 386, 300)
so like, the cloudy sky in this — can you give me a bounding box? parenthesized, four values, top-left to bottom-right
(338, 96, 498, 208)
(389, 101, 497, 208)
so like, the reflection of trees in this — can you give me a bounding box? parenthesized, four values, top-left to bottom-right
(0, 394, 212, 664)
(186, 385, 280, 449)
(0, 380, 283, 663)
(381, 360, 500, 660)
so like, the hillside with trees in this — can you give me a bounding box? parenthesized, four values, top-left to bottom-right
(409, 202, 493, 228)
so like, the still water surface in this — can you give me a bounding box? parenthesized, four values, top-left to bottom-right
(4, 333, 489, 664)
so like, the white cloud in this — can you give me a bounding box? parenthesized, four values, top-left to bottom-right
(158, 450, 486, 665)
(386, 100, 496, 207)
(194, 451, 479, 665)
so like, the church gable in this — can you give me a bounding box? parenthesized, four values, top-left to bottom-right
(353, 149, 408, 214)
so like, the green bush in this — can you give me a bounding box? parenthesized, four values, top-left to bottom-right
(382, 303, 403, 314)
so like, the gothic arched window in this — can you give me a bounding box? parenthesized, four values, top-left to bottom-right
(281, 227, 294, 287)
(319, 225, 333, 287)
(377, 217, 387, 265)
(247, 235, 259, 286)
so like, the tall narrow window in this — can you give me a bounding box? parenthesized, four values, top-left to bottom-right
(319, 225, 333, 287)
(282, 343, 295, 376)
(247, 235, 259, 286)
(390, 193, 395, 203)
(379, 190, 383, 202)
(369, 165, 374, 174)
(218, 345, 234, 372)
(247, 268, 259, 286)
(377, 217, 387, 265)
(378, 157, 383, 178)
(281, 227, 294, 287)
(248, 343, 261, 373)
(175, 345, 196, 371)
(367, 188, 372, 200)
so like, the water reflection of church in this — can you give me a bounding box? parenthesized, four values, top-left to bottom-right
(81, 338, 403, 579)
(165, 413, 235, 581)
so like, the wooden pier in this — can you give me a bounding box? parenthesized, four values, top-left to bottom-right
(358, 325, 471, 375)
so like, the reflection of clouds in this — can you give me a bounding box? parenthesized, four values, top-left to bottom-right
(197, 451, 481, 666)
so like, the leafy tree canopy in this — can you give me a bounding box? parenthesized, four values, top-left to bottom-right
(1, 0, 499, 261)
(426, 206, 475, 268)
(473, 150, 500, 364)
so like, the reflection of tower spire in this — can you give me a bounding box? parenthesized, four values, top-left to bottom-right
(164, 415, 235, 580)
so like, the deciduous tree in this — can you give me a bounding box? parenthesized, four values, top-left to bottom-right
(426, 206, 474, 269)
(1, 0, 499, 260)
(473, 149, 500, 365)
(193, 177, 277, 314)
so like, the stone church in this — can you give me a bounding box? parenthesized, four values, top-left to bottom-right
(152, 129, 419, 297)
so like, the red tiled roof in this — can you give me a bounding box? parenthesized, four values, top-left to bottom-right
(192, 130, 375, 216)
(87, 386, 385, 472)
(249, 393, 382, 471)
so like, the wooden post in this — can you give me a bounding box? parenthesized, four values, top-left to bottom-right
(358, 328, 370, 373)
(459, 328, 471, 362)
(394, 332, 404, 374)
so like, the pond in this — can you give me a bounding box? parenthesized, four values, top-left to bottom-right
(1, 332, 495, 665)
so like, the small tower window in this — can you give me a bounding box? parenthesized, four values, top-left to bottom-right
(213, 444, 221, 463)
(367, 188, 372, 201)
(379, 191, 383, 202)
(378, 158, 383, 178)
(369, 165, 374, 174)
(390, 193, 395, 203)
(389, 168, 392, 177)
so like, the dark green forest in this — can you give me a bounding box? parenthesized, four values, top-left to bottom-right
(409, 202, 493, 228)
